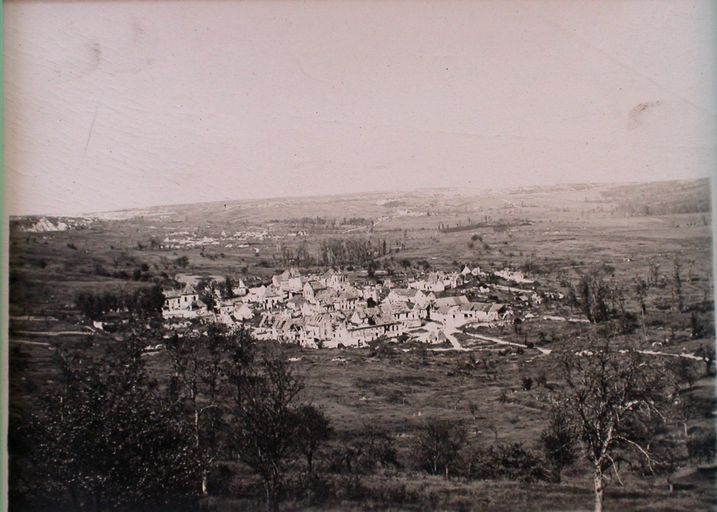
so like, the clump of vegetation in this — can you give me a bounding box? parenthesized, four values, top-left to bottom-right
(467, 442, 550, 483)
(10, 334, 202, 511)
(74, 284, 165, 320)
(412, 419, 466, 479)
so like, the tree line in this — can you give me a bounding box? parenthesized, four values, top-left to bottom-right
(74, 284, 165, 321)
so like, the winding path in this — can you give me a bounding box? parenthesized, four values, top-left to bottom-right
(463, 331, 552, 354)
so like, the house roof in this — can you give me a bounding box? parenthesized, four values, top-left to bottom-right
(459, 302, 506, 314)
(163, 284, 197, 299)
(287, 295, 307, 306)
(264, 285, 283, 298)
(315, 289, 338, 303)
(434, 305, 452, 315)
(349, 321, 397, 332)
(338, 290, 360, 301)
(304, 311, 344, 326)
(390, 288, 421, 298)
(305, 280, 327, 292)
(434, 296, 470, 308)
(192, 299, 208, 310)
(381, 302, 409, 316)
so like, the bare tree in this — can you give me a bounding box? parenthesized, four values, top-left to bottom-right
(552, 343, 674, 512)
(647, 257, 661, 287)
(633, 276, 648, 341)
(165, 325, 236, 496)
(232, 349, 304, 512)
(672, 255, 683, 312)
(574, 269, 610, 323)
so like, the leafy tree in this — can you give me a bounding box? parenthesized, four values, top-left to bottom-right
(521, 375, 533, 391)
(540, 411, 578, 482)
(75, 285, 164, 321)
(610, 285, 638, 335)
(174, 255, 189, 268)
(553, 344, 675, 512)
(294, 405, 332, 478)
(224, 275, 236, 299)
(367, 260, 377, 278)
(413, 419, 466, 479)
(10, 333, 200, 512)
(196, 280, 217, 312)
(128, 284, 165, 318)
(690, 311, 706, 339)
(633, 276, 648, 315)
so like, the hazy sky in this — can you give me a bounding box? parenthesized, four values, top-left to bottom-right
(5, 0, 716, 216)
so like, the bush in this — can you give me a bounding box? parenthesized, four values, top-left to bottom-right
(328, 426, 400, 475)
(687, 427, 716, 463)
(521, 376, 533, 391)
(93, 261, 110, 276)
(540, 413, 577, 482)
(412, 419, 466, 479)
(468, 442, 549, 482)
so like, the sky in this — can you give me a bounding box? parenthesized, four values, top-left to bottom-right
(4, 0, 716, 216)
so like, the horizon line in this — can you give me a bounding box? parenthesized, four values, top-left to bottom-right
(9, 175, 711, 219)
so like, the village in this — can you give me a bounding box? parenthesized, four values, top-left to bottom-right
(160, 264, 550, 349)
(9, 180, 714, 512)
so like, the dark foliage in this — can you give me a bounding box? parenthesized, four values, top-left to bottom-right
(9, 335, 200, 512)
(468, 442, 550, 483)
(412, 419, 466, 479)
(540, 412, 578, 482)
(74, 284, 164, 321)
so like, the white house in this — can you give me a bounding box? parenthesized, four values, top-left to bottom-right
(303, 280, 327, 302)
(231, 279, 248, 296)
(322, 269, 347, 290)
(387, 288, 427, 306)
(162, 284, 209, 319)
(163, 284, 199, 311)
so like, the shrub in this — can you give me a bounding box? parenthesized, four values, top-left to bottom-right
(412, 419, 466, 479)
(468, 442, 549, 482)
(328, 426, 400, 475)
(521, 376, 533, 391)
(540, 413, 577, 482)
(687, 427, 716, 463)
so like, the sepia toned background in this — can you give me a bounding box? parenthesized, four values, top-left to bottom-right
(4, 0, 716, 216)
